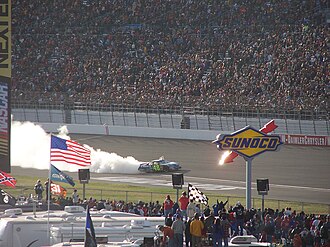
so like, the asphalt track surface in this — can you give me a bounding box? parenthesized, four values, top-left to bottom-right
(12, 134, 330, 205)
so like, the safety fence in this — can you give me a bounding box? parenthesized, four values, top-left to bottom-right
(12, 186, 330, 215)
(12, 102, 329, 136)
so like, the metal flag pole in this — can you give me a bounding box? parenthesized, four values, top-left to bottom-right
(47, 135, 52, 244)
(245, 158, 253, 209)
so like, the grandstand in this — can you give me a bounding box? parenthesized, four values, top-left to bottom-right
(12, 0, 329, 115)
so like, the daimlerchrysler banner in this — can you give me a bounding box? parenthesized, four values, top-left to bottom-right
(0, 0, 11, 172)
(281, 134, 329, 147)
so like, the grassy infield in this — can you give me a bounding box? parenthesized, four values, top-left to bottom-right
(4, 175, 329, 215)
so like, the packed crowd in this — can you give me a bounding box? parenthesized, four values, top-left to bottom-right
(12, 0, 329, 112)
(33, 181, 330, 247)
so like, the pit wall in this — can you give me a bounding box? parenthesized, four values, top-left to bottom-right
(38, 123, 330, 147)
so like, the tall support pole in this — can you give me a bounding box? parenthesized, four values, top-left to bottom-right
(246, 158, 252, 209)
(82, 183, 86, 200)
(261, 194, 265, 221)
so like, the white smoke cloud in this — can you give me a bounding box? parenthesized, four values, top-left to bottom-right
(11, 121, 141, 174)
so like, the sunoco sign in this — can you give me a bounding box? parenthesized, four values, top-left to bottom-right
(214, 126, 283, 159)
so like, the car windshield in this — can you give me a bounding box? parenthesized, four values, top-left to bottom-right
(158, 160, 168, 164)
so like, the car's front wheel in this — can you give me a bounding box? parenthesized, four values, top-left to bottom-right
(163, 166, 170, 172)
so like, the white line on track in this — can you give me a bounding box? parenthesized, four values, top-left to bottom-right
(93, 175, 330, 193)
(181, 176, 330, 192)
(93, 177, 245, 191)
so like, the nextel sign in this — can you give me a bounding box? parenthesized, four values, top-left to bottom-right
(214, 126, 282, 159)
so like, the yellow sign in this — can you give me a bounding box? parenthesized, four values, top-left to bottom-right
(214, 126, 282, 159)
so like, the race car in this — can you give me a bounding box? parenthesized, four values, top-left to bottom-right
(138, 157, 181, 173)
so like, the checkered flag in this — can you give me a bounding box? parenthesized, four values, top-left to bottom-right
(188, 183, 209, 205)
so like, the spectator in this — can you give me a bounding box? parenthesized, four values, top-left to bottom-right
(185, 217, 193, 247)
(221, 214, 231, 247)
(190, 213, 204, 247)
(204, 212, 215, 240)
(96, 200, 106, 210)
(195, 204, 201, 216)
(213, 218, 223, 247)
(304, 230, 315, 247)
(11, 0, 328, 114)
(165, 214, 174, 227)
(72, 189, 79, 205)
(34, 179, 44, 201)
(187, 199, 196, 220)
(233, 201, 245, 236)
(293, 233, 303, 247)
(88, 198, 97, 209)
(213, 201, 220, 217)
(320, 215, 330, 246)
(172, 202, 180, 216)
(282, 215, 291, 240)
(213, 200, 228, 217)
(172, 214, 185, 247)
(178, 191, 189, 220)
(311, 215, 321, 235)
(203, 205, 211, 217)
(263, 214, 275, 244)
(159, 224, 174, 247)
(163, 195, 174, 217)
(44, 179, 51, 201)
(173, 208, 182, 221)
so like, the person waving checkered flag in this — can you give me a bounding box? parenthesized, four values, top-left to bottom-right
(188, 183, 209, 205)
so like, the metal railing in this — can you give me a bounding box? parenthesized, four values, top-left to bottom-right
(13, 186, 330, 214)
(12, 101, 329, 135)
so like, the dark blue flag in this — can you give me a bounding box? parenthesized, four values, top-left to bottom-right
(50, 164, 75, 187)
(85, 206, 97, 247)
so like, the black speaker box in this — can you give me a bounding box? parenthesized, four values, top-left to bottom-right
(257, 179, 269, 192)
(78, 169, 90, 181)
(172, 173, 184, 186)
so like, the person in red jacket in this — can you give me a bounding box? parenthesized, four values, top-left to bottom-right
(293, 233, 302, 247)
(164, 194, 174, 217)
(179, 191, 189, 220)
(159, 225, 174, 247)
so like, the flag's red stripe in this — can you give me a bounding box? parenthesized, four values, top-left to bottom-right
(51, 150, 91, 161)
(51, 156, 91, 165)
(51, 158, 90, 167)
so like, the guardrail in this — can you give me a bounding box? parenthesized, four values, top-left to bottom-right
(13, 186, 330, 214)
(12, 102, 329, 136)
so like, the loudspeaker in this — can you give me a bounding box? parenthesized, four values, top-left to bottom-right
(257, 179, 269, 192)
(78, 169, 90, 181)
(172, 173, 184, 186)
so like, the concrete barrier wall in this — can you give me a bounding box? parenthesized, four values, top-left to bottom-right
(38, 122, 225, 141)
(37, 122, 330, 146)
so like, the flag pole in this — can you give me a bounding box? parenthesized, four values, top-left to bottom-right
(47, 135, 52, 244)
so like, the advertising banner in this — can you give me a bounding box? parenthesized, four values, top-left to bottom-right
(281, 134, 329, 147)
(0, 0, 11, 172)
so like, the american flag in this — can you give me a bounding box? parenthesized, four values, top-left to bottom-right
(51, 135, 91, 167)
(0, 170, 16, 188)
(188, 183, 209, 205)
